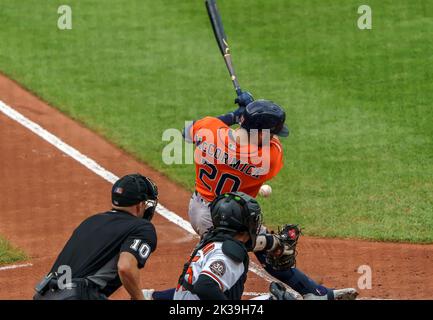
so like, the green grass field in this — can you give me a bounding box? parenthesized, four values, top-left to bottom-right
(0, 237, 27, 266)
(0, 0, 432, 242)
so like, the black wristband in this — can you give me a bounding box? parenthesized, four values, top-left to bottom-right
(217, 113, 236, 126)
(264, 235, 275, 251)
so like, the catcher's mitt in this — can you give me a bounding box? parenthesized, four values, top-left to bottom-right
(265, 224, 301, 271)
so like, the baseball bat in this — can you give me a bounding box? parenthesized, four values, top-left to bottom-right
(205, 0, 242, 96)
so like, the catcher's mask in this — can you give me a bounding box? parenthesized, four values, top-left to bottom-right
(112, 174, 158, 221)
(210, 192, 262, 251)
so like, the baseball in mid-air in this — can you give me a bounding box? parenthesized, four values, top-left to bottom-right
(259, 184, 272, 197)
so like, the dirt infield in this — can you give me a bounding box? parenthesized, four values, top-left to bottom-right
(0, 73, 432, 299)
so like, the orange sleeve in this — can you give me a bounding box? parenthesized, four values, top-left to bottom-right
(266, 138, 284, 181)
(191, 117, 226, 143)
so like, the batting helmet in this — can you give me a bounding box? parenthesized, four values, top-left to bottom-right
(240, 100, 289, 137)
(210, 192, 262, 251)
(112, 174, 158, 221)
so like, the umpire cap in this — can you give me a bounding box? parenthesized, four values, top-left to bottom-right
(240, 100, 289, 137)
(112, 174, 158, 207)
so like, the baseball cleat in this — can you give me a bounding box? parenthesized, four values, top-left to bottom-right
(303, 288, 358, 300)
(269, 281, 297, 300)
(142, 289, 155, 300)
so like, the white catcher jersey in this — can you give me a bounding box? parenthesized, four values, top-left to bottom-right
(174, 241, 245, 300)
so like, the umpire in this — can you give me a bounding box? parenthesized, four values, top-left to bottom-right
(33, 174, 159, 300)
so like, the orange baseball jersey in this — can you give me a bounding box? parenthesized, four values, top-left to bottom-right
(190, 117, 284, 202)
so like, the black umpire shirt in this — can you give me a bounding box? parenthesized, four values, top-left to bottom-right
(49, 209, 157, 297)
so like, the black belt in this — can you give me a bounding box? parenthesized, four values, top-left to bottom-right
(52, 278, 98, 291)
(34, 277, 104, 300)
(35, 274, 99, 294)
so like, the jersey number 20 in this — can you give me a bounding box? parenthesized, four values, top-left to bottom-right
(199, 161, 241, 195)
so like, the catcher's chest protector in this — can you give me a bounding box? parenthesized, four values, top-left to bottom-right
(178, 232, 249, 300)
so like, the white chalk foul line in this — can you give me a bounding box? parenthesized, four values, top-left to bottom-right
(0, 100, 197, 236)
(0, 263, 33, 271)
(1, 100, 287, 289)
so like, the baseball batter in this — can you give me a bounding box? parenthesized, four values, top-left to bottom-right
(145, 94, 357, 300)
(184, 96, 286, 235)
(181, 93, 358, 300)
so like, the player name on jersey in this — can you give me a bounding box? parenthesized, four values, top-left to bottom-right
(195, 137, 268, 178)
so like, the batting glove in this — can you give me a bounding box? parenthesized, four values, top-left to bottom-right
(234, 91, 254, 108)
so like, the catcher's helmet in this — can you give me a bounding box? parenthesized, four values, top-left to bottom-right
(240, 100, 289, 137)
(112, 174, 158, 221)
(210, 192, 262, 251)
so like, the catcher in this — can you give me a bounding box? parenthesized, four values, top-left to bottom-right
(174, 192, 296, 300)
